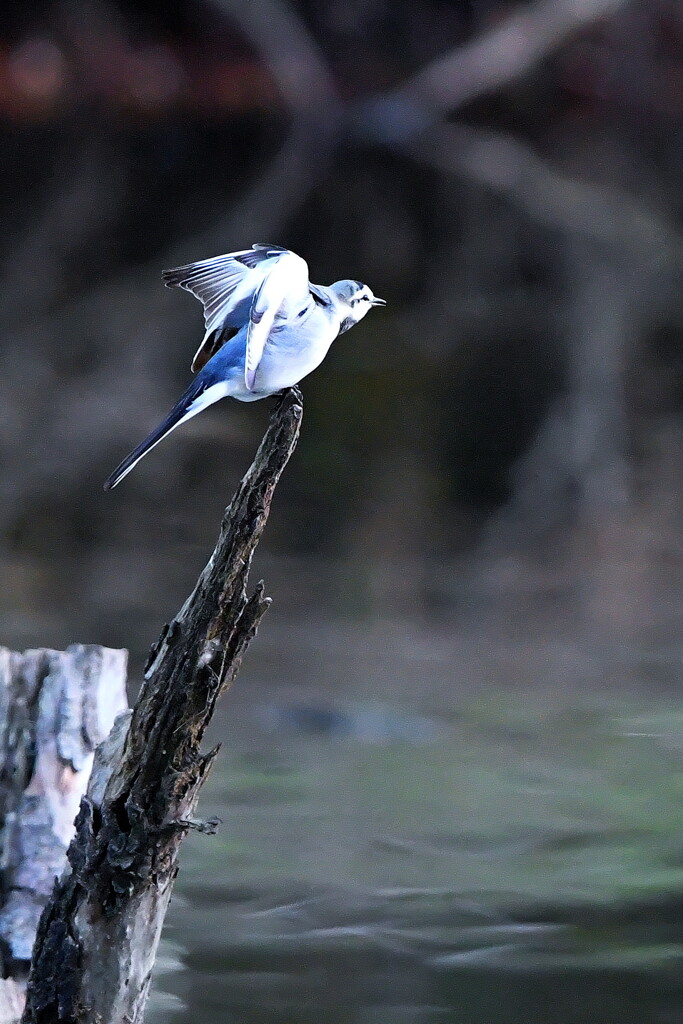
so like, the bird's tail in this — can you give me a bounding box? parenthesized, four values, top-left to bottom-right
(104, 377, 228, 490)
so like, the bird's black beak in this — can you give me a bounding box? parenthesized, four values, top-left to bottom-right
(371, 297, 387, 306)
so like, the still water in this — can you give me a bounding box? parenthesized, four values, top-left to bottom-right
(138, 599, 683, 1024)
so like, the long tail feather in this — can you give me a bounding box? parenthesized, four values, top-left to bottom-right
(104, 379, 228, 490)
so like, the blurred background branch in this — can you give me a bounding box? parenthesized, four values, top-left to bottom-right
(358, 0, 633, 137)
(411, 122, 682, 264)
(187, 0, 341, 248)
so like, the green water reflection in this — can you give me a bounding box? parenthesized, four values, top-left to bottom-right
(143, 620, 683, 1023)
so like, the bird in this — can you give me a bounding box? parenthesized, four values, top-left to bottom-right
(103, 244, 385, 490)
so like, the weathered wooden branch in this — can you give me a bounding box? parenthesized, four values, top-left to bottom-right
(0, 646, 128, 1021)
(21, 387, 303, 1024)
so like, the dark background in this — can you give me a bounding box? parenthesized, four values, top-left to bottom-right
(1, 1, 683, 1022)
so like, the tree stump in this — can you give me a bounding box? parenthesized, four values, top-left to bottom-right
(0, 646, 129, 1021)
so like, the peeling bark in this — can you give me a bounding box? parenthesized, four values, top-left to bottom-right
(22, 387, 303, 1024)
(0, 646, 128, 1020)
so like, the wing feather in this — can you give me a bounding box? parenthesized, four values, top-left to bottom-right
(162, 245, 312, 378)
(162, 244, 292, 332)
(245, 252, 310, 390)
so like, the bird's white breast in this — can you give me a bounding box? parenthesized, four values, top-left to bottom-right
(250, 306, 338, 395)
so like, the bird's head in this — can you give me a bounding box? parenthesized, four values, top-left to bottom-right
(329, 280, 386, 334)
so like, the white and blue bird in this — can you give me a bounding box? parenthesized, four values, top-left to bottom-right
(104, 244, 385, 490)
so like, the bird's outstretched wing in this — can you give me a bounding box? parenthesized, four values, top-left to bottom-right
(245, 250, 310, 390)
(162, 244, 296, 372)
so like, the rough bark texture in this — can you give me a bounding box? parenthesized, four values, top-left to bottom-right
(0, 646, 129, 1022)
(22, 387, 303, 1024)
